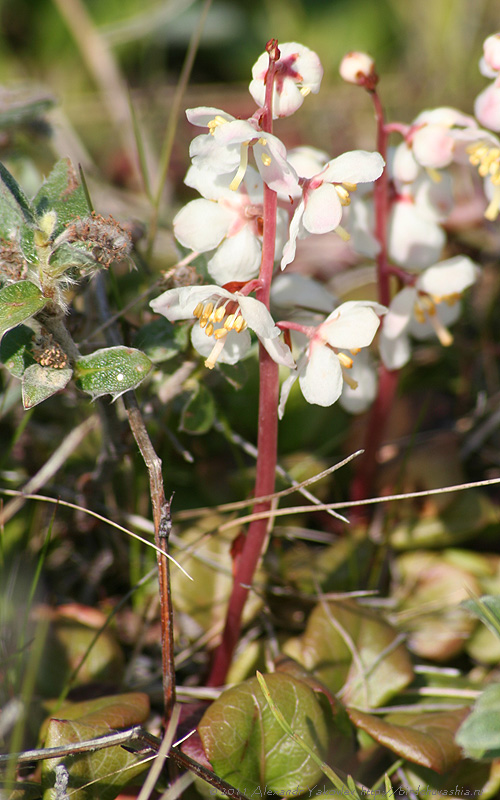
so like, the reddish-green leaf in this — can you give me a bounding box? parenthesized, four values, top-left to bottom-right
(41, 693, 150, 800)
(349, 706, 470, 773)
(198, 673, 329, 797)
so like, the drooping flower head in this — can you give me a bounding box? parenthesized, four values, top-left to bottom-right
(281, 150, 385, 269)
(186, 107, 299, 195)
(339, 51, 378, 90)
(151, 285, 295, 371)
(173, 165, 288, 285)
(379, 255, 480, 370)
(249, 42, 323, 119)
(278, 300, 385, 416)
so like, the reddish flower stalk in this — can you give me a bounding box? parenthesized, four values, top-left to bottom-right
(207, 40, 281, 686)
(351, 86, 400, 505)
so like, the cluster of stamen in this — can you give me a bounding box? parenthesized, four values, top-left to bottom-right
(414, 293, 454, 346)
(193, 298, 247, 369)
(335, 182, 358, 207)
(467, 142, 500, 220)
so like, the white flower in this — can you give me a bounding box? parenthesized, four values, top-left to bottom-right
(150, 285, 295, 370)
(186, 107, 299, 195)
(379, 255, 480, 370)
(249, 43, 323, 118)
(278, 300, 384, 416)
(339, 349, 378, 414)
(396, 108, 477, 175)
(280, 150, 385, 269)
(173, 165, 287, 284)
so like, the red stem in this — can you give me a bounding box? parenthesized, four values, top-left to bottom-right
(351, 88, 399, 505)
(207, 41, 281, 686)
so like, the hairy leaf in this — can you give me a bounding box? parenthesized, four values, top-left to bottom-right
(0, 280, 48, 339)
(0, 323, 37, 377)
(33, 158, 88, 234)
(74, 346, 152, 400)
(22, 363, 72, 408)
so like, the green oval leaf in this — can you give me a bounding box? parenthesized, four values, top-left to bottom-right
(0, 280, 48, 339)
(74, 346, 152, 400)
(198, 672, 329, 797)
(22, 363, 73, 408)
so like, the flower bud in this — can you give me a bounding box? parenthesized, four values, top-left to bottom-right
(483, 33, 500, 74)
(339, 52, 378, 89)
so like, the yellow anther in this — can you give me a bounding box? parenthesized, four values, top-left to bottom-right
(233, 315, 247, 332)
(193, 302, 204, 318)
(224, 313, 236, 329)
(335, 185, 352, 206)
(213, 305, 226, 322)
(261, 152, 272, 167)
(300, 86, 311, 97)
(343, 182, 358, 193)
(214, 327, 229, 340)
(205, 322, 214, 337)
(343, 373, 359, 391)
(207, 115, 228, 135)
(337, 352, 354, 369)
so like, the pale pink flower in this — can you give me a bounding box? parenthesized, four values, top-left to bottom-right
(379, 255, 480, 370)
(281, 150, 385, 269)
(249, 42, 323, 118)
(339, 51, 377, 87)
(278, 300, 385, 415)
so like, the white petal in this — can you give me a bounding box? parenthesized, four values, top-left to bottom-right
(412, 124, 454, 169)
(191, 324, 251, 364)
(278, 370, 299, 419)
(186, 107, 234, 126)
(382, 287, 416, 339)
(303, 183, 343, 234)
(392, 143, 420, 183)
(388, 201, 446, 268)
(253, 134, 300, 194)
(189, 133, 241, 173)
(418, 256, 479, 296)
(173, 199, 233, 251)
(379, 330, 411, 369)
(261, 335, 296, 368)
(237, 294, 281, 338)
(474, 83, 500, 132)
(321, 150, 385, 184)
(207, 228, 261, 284)
(280, 201, 305, 269)
(339, 351, 377, 414)
(271, 272, 336, 314)
(299, 341, 343, 406)
(320, 303, 382, 349)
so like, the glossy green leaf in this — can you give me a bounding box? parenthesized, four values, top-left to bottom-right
(283, 599, 414, 708)
(74, 346, 152, 400)
(33, 158, 88, 233)
(22, 363, 72, 408)
(198, 672, 329, 797)
(456, 683, 500, 760)
(41, 693, 150, 800)
(349, 706, 470, 773)
(180, 382, 215, 434)
(0, 323, 37, 377)
(0, 281, 48, 339)
(133, 317, 189, 363)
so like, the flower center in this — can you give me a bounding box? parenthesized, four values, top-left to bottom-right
(207, 115, 229, 135)
(334, 182, 357, 207)
(193, 298, 248, 369)
(467, 142, 500, 220)
(414, 294, 453, 346)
